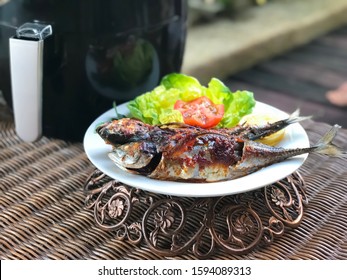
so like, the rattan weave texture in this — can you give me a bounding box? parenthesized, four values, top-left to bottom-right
(1, 118, 347, 259)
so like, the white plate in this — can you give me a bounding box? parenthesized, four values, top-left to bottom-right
(83, 101, 309, 197)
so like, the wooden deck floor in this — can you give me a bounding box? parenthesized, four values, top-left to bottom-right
(225, 24, 347, 128)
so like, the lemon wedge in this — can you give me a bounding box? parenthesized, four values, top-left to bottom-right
(240, 113, 286, 146)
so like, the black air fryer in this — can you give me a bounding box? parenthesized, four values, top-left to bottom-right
(0, 0, 187, 141)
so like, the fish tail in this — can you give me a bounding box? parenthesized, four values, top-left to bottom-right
(312, 124, 342, 156)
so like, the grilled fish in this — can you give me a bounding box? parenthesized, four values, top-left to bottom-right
(96, 113, 341, 182)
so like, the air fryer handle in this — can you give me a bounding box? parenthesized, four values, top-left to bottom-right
(9, 22, 52, 142)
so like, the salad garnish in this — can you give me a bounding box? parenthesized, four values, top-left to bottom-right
(127, 73, 255, 128)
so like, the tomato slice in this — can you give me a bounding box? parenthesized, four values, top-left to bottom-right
(174, 96, 224, 128)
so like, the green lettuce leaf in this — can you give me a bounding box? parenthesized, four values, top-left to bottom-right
(127, 73, 255, 127)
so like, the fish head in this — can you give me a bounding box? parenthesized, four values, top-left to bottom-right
(96, 118, 151, 145)
(108, 141, 162, 175)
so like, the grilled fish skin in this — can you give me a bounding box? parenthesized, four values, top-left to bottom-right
(96, 109, 309, 146)
(96, 117, 341, 182)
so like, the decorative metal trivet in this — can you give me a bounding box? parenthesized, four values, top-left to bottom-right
(84, 169, 308, 258)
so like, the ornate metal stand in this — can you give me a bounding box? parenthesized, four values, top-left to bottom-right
(84, 169, 308, 258)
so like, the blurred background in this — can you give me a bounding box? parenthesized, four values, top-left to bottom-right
(182, 0, 347, 127)
(1, 0, 347, 130)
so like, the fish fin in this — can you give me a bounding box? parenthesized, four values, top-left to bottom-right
(285, 109, 312, 125)
(246, 109, 312, 141)
(313, 124, 342, 156)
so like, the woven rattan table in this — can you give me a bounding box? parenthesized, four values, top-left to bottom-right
(1, 106, 347, 259)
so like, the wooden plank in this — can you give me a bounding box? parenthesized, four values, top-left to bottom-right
(283, 49, 347, 75)
(224, 79, 347, 127)
(257, 57, 346, 89)
(225, 79, 307, 112)
(316, 36, 347, 50)
(231, 68, 329, 104)
(304, 43, 347, 60)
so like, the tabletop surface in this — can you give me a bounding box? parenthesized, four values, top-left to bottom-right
(0, 110, 346, 259)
